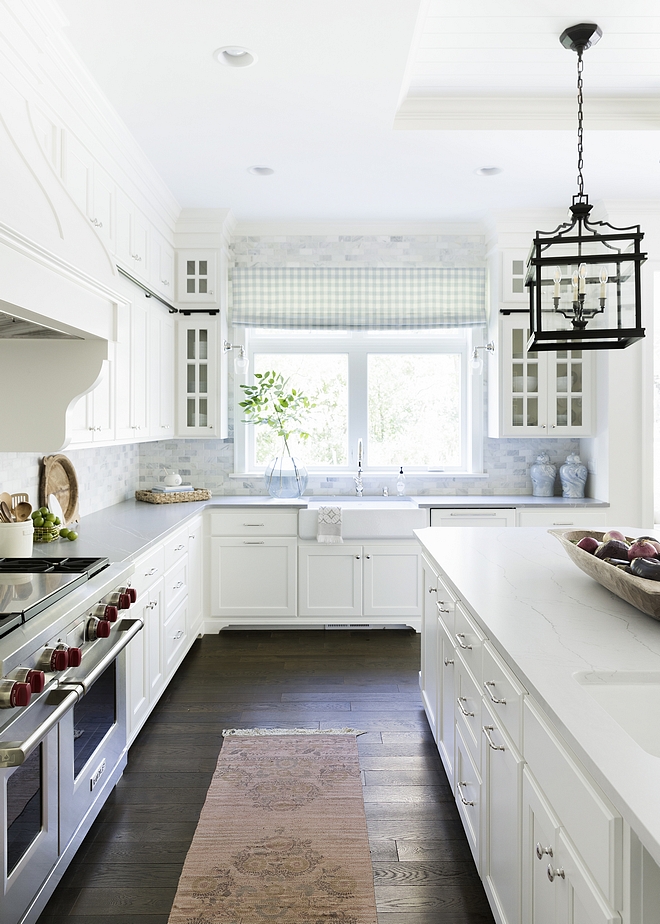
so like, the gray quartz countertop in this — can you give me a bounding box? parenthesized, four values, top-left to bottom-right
(416, 525, 660, 868)
(29, 494, 608, 563)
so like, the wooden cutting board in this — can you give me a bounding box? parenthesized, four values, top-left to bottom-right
(39, 455, 80, 526)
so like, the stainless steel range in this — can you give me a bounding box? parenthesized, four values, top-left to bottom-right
(0, 557, 143, 924)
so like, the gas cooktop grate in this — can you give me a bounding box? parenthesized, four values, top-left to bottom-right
(0, 558, 110, 577)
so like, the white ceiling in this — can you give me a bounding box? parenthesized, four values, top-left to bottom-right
(56, 0, 660, 223)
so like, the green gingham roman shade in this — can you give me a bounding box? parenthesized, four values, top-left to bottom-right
(231, 266, 487, 329)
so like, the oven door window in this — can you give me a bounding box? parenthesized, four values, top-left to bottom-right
(7, 744, 43, 875)
(73, 662, 117, 777)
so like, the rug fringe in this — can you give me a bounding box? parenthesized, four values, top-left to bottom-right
(222, 727, 367, 737)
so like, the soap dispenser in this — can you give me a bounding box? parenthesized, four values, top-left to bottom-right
(396, 467, 406, 496)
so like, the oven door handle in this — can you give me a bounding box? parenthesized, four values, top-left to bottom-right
(67, 617, 144, 695)
(0, 687, 81, 768)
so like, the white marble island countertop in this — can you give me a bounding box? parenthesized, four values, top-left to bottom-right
(415, 525, 660, 868)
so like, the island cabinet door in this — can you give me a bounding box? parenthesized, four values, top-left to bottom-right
(481, 700, 524, 924)
(298, 546, 362, 618)
(522, 769, 558, 924)
(211, 537, 297, 618)
(420, 560, 439, 738)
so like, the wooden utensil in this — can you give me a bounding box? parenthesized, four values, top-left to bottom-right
(12, 502, 32, 522)
(10, 493, 29, 507)
(39, 455, 79, 527)
(0, 501, 14, 522)
(0, 492, 12, 511)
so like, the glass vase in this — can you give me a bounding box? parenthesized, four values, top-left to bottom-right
(264, 452, 308, 499)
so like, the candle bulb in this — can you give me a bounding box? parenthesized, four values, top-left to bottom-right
(357, 439, 363, 464)
(553, 267, 562, 298)
(571, 270, 579, 298)
(579, 263, 587, 294)
(599, 267, 608, 299)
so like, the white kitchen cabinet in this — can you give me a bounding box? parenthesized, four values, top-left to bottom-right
(176, 251, 217, 303)
(481, 700, 524, 924)
(187, 516, 204, 635)
(150, 232, 175, 297)
(65, 357, 114, 445)
(522, 770, 620, 924)
(516, 509, 609, 528)
(149, 309, 175, 438)
(456, 723, 482, 868)
(116, 190, 149, 277)
(211, 537, 297, 619)
(491, 314, 594, 438)
(177, 316, 227, 437)
(164, 598, 188, 677)
(421, 560, 439, 737)
(430, 508, 516, 528)
(115, 301, 150, 441)
(298, 543, 421, 622)
(437, 617, 457, 788)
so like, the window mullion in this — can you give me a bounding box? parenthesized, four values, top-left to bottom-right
(348, 349, 368, 467)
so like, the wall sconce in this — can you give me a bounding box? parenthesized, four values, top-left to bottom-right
(471, 341, 495, 373)
(223, 340, 249, 374)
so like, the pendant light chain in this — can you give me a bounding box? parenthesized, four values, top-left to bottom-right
(576, 48, 585, 200)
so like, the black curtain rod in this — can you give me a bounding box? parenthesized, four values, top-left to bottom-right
(117, 266, 178, 314)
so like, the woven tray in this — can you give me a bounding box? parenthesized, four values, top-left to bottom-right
(136, 489, 212, 504)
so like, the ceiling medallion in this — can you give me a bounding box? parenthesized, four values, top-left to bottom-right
(525, 23, 647, 352)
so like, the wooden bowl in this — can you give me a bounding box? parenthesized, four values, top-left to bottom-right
(549, 529, 660, 621)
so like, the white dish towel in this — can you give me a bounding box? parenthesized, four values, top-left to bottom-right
(317, 506, 343, 544)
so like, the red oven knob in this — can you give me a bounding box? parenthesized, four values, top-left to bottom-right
(117, 586, 137, 606)
(91, 604, 118, 623)
(39, 647, 69, 672)
(102, 591, 131, 610)
(67, 647, 82, 668)
(86, 617, 111, 641)
(0, 679, 32, 708)
(26, 670, 45, 694)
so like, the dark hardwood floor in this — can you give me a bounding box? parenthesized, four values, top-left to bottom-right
(37, 629, 495, 924)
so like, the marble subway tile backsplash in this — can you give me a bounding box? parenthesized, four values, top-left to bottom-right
(0, 445, 140, 517)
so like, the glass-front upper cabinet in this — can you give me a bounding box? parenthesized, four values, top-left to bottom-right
(176, 317, 227, 437)
(496, 314, 594, 437)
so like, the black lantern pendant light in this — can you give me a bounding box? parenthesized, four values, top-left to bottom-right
(525, 23, 647, 352)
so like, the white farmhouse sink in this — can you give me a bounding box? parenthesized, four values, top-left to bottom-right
(575, 671, 660, 758)
(299, 497, 427, 539)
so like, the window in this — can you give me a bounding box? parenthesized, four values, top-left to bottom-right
(236, 328, 482, 473)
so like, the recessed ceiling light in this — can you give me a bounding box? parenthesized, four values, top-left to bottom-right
(475, 166, 503, 177)
(214, 46, 257, 68)
(248, 166, 274, 176)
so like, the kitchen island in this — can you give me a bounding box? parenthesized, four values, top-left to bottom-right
(416, 524, 660, 924)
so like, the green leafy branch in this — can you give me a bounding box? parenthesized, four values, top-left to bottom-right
(239, 371, 315, 456)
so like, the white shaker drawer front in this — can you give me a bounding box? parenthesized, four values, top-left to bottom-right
(164, 560, 188, 617)
(455, 724, 482, 869)
(523, 699, 622, 909)
(163, 527, 189, 570)
(455, 655, 483, 768)
(516, 508, 609, 528)
(482, 642, 526, 752)
(164, 600, 188, 674)
(454, 602, 485, 686)
(133, 545, 165, 595)
(210, 510, 298, 537)
(430, 508, 516, 528)
(436, 572, 458, 635)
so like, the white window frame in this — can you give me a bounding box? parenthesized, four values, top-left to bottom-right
(233, 327, 484, 475)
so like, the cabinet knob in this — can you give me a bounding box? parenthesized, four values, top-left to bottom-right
(365, 554, 371, 560)
(355, 555, 361, 560)
(547, 865, 564, 883)
(536, 843, 553, 860)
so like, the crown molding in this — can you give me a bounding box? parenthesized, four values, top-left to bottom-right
(394, 96, 660, 131)
(232, 219, 486, 237)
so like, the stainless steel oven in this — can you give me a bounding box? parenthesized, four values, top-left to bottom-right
(0, 558, 142, 924)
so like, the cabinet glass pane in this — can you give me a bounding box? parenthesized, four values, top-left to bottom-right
(512, 397, 523, 427)
(199, 364, 207, 394)
(512, 328, 524, 360)
(187, 398, 195, 427)
(557, 350, 567, 359)
(527, 363, 538, 393)
(556, 397, 568, 427)
(571, 398, 582, 427)
(556, 363, 568, 392)
(186, 279, 195, 294)
(512, 363, 523, 392)
(199, 278, 208, 294)
(187, 365, 196, 394)
(572, 364, 582, 392)
(199, 261, 207, 275)
(187, 329, 196, 360)
(571, 349, 582, 358)
(199, 330, 208, 360)
(199, 398, 208, 427)
(187, 260, 195, 275)
(526, 396, 538, 426)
